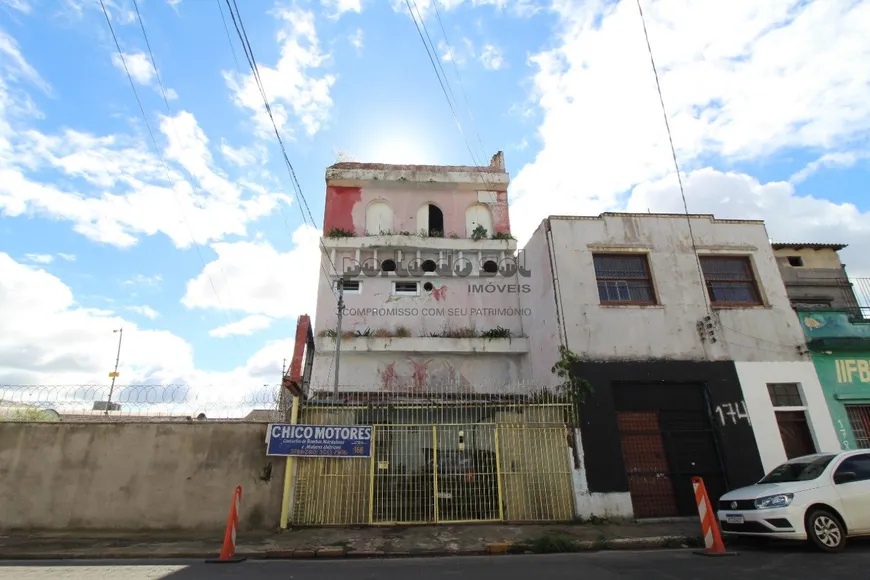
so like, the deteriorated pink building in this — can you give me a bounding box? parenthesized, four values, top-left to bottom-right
(309, 152, 536, 393)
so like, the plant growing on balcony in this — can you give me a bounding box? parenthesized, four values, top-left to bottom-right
(353, 328, 374, 337)
(471, 224, 489, 240)
(448, 233, 460, 239)
(491, 231, 516, 241)
(327, 228, 355, 238)
(481, 326, 513, 339)
(395, 325, 411, 337)
(374, 328, 392, 338)
(318, 329, 337, 338)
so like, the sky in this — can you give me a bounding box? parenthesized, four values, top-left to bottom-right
(1, 0, 869, 398)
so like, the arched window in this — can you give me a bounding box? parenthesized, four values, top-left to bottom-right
(365, 201, 394, 235)
(466, 204, 493, 238)
(416, 203, 444, 237)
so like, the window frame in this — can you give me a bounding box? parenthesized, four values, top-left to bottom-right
(592, 252, 658, 306)
(334, 279, 361, 295)
(767, 383, 805, 409)
(699, 255, 764, 307)
(391, 280, 420, 297)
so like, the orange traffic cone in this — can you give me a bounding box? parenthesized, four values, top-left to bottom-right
(691, 476, 736, 557)
(206, 485, 246, 564)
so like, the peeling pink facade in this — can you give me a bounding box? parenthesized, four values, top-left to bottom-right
(311, 152, 534, 392)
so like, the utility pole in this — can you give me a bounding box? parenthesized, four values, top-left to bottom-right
(278, 358, 288, 420)
(333, 278, 345, 400)
(105, 327, 123, 415)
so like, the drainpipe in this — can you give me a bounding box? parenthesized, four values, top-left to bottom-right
(546, 219, 569, 350)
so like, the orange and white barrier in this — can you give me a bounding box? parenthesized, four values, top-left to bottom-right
(691, 476, 731, 556)
(207, 485, 246, 564)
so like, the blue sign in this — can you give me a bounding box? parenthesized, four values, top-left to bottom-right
(266, 424, 372, 458)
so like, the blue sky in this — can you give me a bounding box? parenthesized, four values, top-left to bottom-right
(1, 0, 869, 390)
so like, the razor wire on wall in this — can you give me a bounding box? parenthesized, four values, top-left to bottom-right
(0, 379, 581, 423)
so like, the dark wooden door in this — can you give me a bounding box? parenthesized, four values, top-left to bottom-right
(617, 411, 678, 517)
(775, 411, 817, 459)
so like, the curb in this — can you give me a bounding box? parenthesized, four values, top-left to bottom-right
(0, 535, 701, 561)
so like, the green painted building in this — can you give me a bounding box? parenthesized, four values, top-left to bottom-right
(798, 310, 870, 450)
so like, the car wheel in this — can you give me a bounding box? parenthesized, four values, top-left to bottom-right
(806, 509, 846, 552)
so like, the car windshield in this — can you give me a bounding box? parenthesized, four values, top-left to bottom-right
(758, 454, 837, 484)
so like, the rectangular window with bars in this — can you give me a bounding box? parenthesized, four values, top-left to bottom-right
(699, 256, 763, 306)
(592, 254, 657, 305)
(392, 281, 420, 296)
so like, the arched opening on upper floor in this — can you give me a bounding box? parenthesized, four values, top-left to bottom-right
(366, 200, 394, 235)
(416, 203, 445, 237)
(466, 204, 493, 238)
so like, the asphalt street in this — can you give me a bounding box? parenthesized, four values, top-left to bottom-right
(2, 546, 869, 579)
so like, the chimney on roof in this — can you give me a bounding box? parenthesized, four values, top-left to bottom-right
(490, 151, 505, 171)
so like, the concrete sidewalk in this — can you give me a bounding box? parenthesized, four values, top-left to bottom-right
(0, 520, 703, 560)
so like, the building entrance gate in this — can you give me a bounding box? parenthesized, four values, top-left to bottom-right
(371, 424, 501, 524)
(290, 401, 576, 526)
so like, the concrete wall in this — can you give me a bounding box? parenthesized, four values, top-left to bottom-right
(537, 214, 808, 362)
(309, 348, 530, 392)
(773, 247, 844, 269)
(519, 220, 562, 387)
(0, 422, 283, 532)
(736, 361, 840, 474)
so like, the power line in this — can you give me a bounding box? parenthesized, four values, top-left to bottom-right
(404, 0, 498, 191)
(98, 0, 239, 337)
(635, 0, 809, 360)
(430, 0, 488, 164)
(635, 0, 709, 314)
(219, 0, 342, 299)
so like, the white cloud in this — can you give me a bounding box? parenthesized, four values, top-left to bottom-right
(128, 305, 159, 319)
(479, 43, 504, 70)
(0, 28, 287, 250)
(111, 51, 155, 85)
(349, 28, 364, 52)
(183, 224, 322, 319)
(789, 151, 870, 184)
(391, 0, 540, 20)
(0, 252, 290, 394)
(223, 7, 336, 138)
(57, 253, 76, 261)
(0, 0, 32, 13)
(124, 274, 162, 287)
(23, 253, 53, 264)
(209, 314, 273, 338)
(220, 140, 263, 168)
(623, 167, 870, 278)
(322, 0, 361, 19)
(508, 0, 870, 247)
(438, 37, 475, 65)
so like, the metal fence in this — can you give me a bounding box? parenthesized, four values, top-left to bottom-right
(0, 384, 285, 422)
(290, 381, 579, 526)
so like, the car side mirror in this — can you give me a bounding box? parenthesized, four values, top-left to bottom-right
(834, 471, 857, 484)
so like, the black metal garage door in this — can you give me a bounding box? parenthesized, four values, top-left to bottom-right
(613, 382, 727, 518)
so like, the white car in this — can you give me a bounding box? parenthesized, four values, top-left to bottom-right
(716, 450, 870, 552)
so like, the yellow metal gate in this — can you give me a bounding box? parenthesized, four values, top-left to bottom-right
(370, 424, 502, 524)
(290, 403, 576, 525)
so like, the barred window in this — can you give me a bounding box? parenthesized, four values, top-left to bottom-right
(699, 256, 762, 306)
(593, 254, 656, 304)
